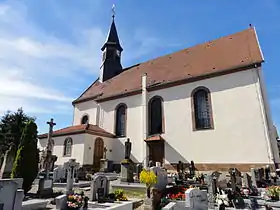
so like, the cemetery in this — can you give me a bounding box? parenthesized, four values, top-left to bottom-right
(2, 117, 280, 209)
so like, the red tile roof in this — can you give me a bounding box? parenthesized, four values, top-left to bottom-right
(145, 135, 164, 142)
(73, 28, 263, 104)
(38, 124, 115, 139)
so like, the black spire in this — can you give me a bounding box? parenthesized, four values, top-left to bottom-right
(99, 5, 123, 82)
(101, 18, 123, 52)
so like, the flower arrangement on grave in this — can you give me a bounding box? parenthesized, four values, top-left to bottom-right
(140, 169, 157, 198)
(193, 172, 204, 183)
(265, 186, 280, 201)
(240, 186, 258, 198)
(67, 194, 84, 209)
(215, 192, 230, 207)
(114, 188, 128, 201)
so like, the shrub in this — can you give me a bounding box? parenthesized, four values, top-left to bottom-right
(114, 188, 128, 201)
(11, 121, 39, 194)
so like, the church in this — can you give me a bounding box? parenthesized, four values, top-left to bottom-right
(38, 14, 280, 172)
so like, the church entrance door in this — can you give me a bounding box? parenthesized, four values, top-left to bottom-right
(93, 138, 104, 171)
(147, 140, 164, 164)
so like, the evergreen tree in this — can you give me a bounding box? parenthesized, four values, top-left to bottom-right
(11, 121, 39, 194)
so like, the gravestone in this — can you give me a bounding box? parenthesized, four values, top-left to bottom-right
(0, 179, 24, 210)
(206, 175, 216, 209)
(259, 168, 265, 180)
(150, 166, 168, 191)
(135, 164, 143, 181)
(250, 168, 257, 187)
(185, 188, 208, 210)
(189, 160, 196, 179)
(90, 175, 109, 202)
(229, 168, 242, 192)
(243, 173, 252, 189)
(37, 118, 58, 197)
(265, 165, 271, 182)
(0, 147, 15, 179)
(64, 159, 79, 194)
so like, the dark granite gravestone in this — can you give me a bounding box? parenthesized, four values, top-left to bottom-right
(243, 173, 252, 189)
(189, 160, 196, 179)
(265, 165, 271, 183)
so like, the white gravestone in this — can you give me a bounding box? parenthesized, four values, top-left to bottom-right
(0, 179, 24, 210)
(90, 175, 109, 201)
(185, 188, 208, 210)
(150, 166, 168, 191)
(63, 159, 79, 194)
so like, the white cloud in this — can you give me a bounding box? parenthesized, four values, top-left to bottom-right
(0, 1, 105, 115)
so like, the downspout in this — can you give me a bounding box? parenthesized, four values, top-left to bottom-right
(142, 73, 148, 168)
(255, 67, 274, 166)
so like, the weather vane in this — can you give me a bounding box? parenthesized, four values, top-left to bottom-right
(112, 4, 115, 19)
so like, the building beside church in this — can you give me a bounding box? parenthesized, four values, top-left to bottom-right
(38, 14, 280, 172)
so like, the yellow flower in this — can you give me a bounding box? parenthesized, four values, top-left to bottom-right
(139, 169, 157, 187)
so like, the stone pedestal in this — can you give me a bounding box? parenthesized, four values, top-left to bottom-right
(100, 159, 108, 172)
(37, 178, 53, 198)
(120, 159, 134, 182)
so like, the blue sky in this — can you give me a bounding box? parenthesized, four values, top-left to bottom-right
(0, 0, 280, 134)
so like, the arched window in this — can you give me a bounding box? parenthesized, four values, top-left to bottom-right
(63, 137, 73, 156)
(81, 115, 89, 124)
(115, 104, 127, 137)
(148, 96, 164, 135)
(192, 87, 214, 130)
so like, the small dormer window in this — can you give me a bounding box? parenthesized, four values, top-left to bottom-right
(81, 115, 89, 124)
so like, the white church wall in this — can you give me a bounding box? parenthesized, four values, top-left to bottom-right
(147, 68, 273, 165)
(257, 67, 280, 163)
(73, 100, 98, 125)
(39, 134, 86, 166)
(83, 134, 116, 164)
(99, 94, 144, 163)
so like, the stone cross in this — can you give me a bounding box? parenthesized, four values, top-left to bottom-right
(64, 159, 79, 194)
(43, 118, 56, 179)
(46, 118, 56, 152)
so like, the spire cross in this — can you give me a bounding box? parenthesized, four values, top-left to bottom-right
(112, 4, 115, 19)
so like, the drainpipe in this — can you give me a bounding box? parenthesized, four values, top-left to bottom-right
(142, 73, 148, 168)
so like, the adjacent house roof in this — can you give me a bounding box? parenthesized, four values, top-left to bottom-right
(38, 124, 115, 139)
(73, 27, 264, 104)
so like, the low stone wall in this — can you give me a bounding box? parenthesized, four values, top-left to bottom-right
(162, 202, 176, 210)
(22, 199, 49, 210)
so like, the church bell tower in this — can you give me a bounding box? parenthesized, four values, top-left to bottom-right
(99, 6, 123, 82)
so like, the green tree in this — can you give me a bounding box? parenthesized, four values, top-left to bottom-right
(11, 121, 39, 194)
(0, 108, 35, 159)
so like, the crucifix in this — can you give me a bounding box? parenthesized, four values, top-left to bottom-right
(43, 118, 56, 179)
(46, 118, 56, 152)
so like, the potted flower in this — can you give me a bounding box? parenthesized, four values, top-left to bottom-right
(266, 186, 280, 201)
(67, 194, 84, 210)
(139, 169, 157, 198)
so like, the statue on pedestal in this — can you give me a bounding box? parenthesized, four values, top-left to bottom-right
(124, 138, 131, 160)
